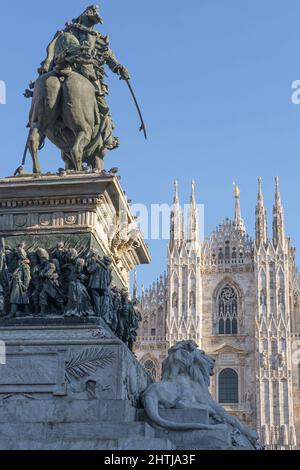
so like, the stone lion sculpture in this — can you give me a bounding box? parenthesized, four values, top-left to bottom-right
(141, 340, 263, 450)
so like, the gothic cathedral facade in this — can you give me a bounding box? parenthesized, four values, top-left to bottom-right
(134, 178, 300, 449)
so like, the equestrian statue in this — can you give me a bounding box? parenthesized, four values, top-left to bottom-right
(22, 5, 146, 175)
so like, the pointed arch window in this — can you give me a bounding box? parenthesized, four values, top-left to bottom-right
(218, 285, 238, 335)
(218, 368, 239, 404)
(142, 359, 157, 380)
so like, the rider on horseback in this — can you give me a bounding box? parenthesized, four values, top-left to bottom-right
(41, 6, 129, 155)
(26, 5, 130, 173)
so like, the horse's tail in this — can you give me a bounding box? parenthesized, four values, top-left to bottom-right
(142, 388, 226, 431)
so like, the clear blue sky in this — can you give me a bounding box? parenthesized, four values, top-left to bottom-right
(1, 0, 300, 291)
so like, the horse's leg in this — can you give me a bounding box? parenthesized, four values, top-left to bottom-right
(61, 152, 75, 171)
(62, 73, 95, 171)
(94, 152, 106, 172)
(28, 128, 43, 174)
(28, 72, 62, 173)
(69, 129, 92, 171)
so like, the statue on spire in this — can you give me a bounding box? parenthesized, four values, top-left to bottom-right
(170, 180, 183, 247)
(233, 182, 245, 231)
(255, 177, 267, 247)
(233, 182, 240, 199)
(273, 176, 285, 247)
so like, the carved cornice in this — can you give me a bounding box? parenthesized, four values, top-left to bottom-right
(0, 196, 104, 210)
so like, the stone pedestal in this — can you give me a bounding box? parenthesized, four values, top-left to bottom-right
(0, 321, 177, 449)
(0, 172, 150, 288)
(0, 172, 176, 450)
(0, 320, 149, 402)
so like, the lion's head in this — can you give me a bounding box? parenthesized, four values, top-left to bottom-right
(161, 340, 215, 388)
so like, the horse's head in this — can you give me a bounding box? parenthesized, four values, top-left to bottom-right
(74, 5, 103, 27)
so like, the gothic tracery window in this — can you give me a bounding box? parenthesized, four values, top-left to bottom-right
(218, 285, 238, 335)
(143, 359, 157, 380)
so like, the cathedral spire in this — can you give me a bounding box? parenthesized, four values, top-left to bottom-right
(186, 179, 199, 245)
(233, 182, 245, 231)
(272, 176, 285, 248)
(190, 179, 196, 208)
(174, 179, 179, 204)
(170, 180, 183, 248)
(255, 177, 267, 248)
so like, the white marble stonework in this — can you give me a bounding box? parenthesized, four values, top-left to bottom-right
(135, 179, 300, 450)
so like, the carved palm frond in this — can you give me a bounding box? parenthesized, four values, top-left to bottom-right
(65, 347, 115, 382)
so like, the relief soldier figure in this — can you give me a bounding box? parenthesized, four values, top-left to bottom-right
(0, 238, 12, 312)
(86, 249, 102, 315)
(110, 286, 122, 333)
(0, 239, 140, 350)
(117, 289, 134, 346)
(0, 285, 4, 317)
(128, 305, 142, 352)
(8, 245, 31, 318)
(86, 251, 112, 321)
(28, 251, 42, 315)
(52, 242, 69, 274)
(64, 248, 93, 317)
(98, 256, 113, 324)
(36, 248, 65, 315)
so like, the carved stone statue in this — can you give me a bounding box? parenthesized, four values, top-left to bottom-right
(26, 5, 130, 174)
(245, 390, 252, 411)
(142, 340, 263, 450)
(260, 351, 268, 369)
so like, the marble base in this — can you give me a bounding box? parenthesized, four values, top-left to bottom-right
(0, 323, 172, 450)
